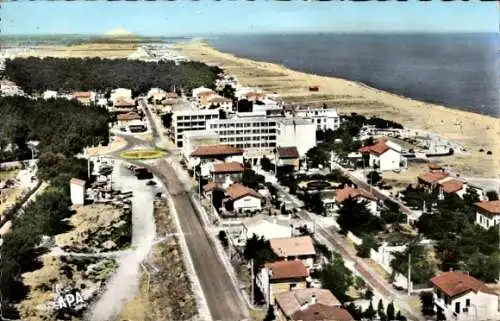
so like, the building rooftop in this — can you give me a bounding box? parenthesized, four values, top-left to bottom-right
(439, 179, 464, 194)
(70, 178, 86, 186)
(431, 271, 498, 297)
(183, 130, 219, 139)
(418, 171, 450, 184)
(291, 304, 354, 321)
(264, 260, 308, 280)
(212, 162, 244, 173)
(275, 289, 341, 318)
(475, 200, 500, 217)
(226, 183, 262, 201)
(335, 185, 376, 203)
(270, 236, 316, 257)
(191, 144, 243, 157)
(117, 112, 141, 121)
(277, 146, 300, 159)
(203, 182, 219, 193)
(277, 117, 313, 126)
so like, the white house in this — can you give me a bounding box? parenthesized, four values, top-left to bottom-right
(276, 118, 316, 157)
(431, 271, 500, 321)
(293, 107, 341, 131)
(189, 144, 244, 176)
(70, 178, 86, 205)
(110, 88, 132, 105)
(204, 94, 233, 112)
(192, 86, 215, 99)
(438, 179, 467, 200)
(359, 138, 403, 172)
(475, 200, 500, 229)
(182, 131, 220, 166)
(240, 214, 292, 243)
(42, 90, 58, 100)
(225, 183, 262, 213)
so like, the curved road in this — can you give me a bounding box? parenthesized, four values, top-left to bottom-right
(114, 99, 249, 321)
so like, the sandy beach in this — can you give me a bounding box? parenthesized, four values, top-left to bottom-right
(176, 41, 500, 178)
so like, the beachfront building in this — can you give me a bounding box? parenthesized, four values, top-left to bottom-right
(293, 107, 341, 131)
(431, 271, 500, 321)
(206, 117, 278, 164)
(256, 260, 309, 306)
(171, 109, 220, 147)
(182, 130, 220, 166)
(276, 118, 317, 157)
(359, 138, 404, 171)
(475, 200, 500, 229)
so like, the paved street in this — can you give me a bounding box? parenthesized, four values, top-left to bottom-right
(149, 159, 249, 321)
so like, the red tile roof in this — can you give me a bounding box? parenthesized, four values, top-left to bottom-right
(291, 305, 354, 321)
(72, 91, 92, 98)
(191, 144, 243, 157)
(418, 171, 449, 184)
(431, 271, 498, 298)
(475, 200, 500, 217)
(439, 179, 464, 194)
(225, 183, 262, 201)
(198, 90, 216, 97)
(117, 112, 141, 121)
(265, 260, 308, 280)
(270, 236, 316, 257)
(212, 162, 244, 173)
(359, 139, 389, 155)
(335, 186, 376, 203)
(208, 95, 232, 103)
(277, 146, 300, 159)
(276, 289, 341, 318)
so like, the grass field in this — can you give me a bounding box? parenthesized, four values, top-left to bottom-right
(120, 149, 166, 160)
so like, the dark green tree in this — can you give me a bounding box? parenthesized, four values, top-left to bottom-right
(363, 301, 377, 320)
(306, 146, 329, 168)
(317, 253, 353, 302)
(243, 234, 278, 268)
(356, 234, 380, 258)
(386, 301, 395, 321)
(263, 305, 275, 321)
(395, 310, 407, 321)
(486, 190, 499, 201)
(367, 170, 382, 185)
(377, 299, 387, 321)
(260, 156, 273, 172)
(419, 292, 435, 316)
(337, 197, 384, 236)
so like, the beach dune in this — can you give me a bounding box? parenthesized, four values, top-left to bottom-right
(176, 41, 499, 178)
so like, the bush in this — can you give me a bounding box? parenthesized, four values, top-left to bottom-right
(217, 230, 229, 247)
(356, 234, 380, 258)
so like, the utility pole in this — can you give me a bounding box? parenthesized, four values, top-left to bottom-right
(251, 258, 254, 306)
(198, 168, 201, 200)
(407, 252, 412, 296)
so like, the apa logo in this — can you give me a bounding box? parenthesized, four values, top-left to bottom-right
(55, 291, 86, 309)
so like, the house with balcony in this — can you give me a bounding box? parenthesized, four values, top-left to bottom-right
(270, 236, 316, 268)
(359, 138, 404, 171)
(274, 288, 342, 321)
(475, 200, 500, 229)
(293, 107, 341, 131)
(256, 260, 309, 306)
(431, 271, 500, 321)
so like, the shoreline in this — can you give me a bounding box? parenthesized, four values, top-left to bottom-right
(176, 41, 500, 178)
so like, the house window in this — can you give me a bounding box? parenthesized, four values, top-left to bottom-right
(455, 302, 460, 314)
(466, 299, 470, 307)
(290, 283, 297, 291)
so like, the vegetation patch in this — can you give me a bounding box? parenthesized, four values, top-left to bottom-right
(120, 149, 166, 160)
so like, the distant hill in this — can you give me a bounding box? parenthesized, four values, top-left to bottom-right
(104, 27, 136, 38)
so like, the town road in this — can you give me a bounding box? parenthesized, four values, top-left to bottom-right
(149, 159, 249, 321)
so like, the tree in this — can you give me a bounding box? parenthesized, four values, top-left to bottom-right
(220, 84, 235, 100)
(306, 146, 329, 168)
(386, 302, 395, 321)
(243, 234, 278, 268)
(317, 253, 353, 302)
(161, 112, 173, 128)
(345, 303, 363, 321)
(218, 108, 227, 120)
(308, 193, 325, 215)
(462, 185, 480, 206)
(436, 308, 446, 321)
(263, 305, 275, 321)
(381, 208, 406, 225)
(242, 169, 265, 190)
(377, 299, 387, 321)
(419, 292, 435, 316)
(356, 234, 380, 258)
(237, 99, 252, 113)
(260, 156, 273, 172)
(337, 197, 384, 236)
(395, 310, 407, 321)
(367, 170, 382, 185)
(218, 230, 229, 247)
(391, 245, 435, 285)
(486, 190, 499, 201)
(363, 301, 377, 320)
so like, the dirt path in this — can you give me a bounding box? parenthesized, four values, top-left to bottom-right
(85, 160, 156, 321)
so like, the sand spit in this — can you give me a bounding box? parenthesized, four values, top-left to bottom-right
(176, 41, 500, 178)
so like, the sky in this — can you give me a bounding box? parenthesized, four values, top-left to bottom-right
(2, 1, 498, 36)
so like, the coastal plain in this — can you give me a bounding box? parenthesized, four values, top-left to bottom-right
(177, 41, 500, 179)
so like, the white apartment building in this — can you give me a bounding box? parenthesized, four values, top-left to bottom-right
(293, 107, 341, 131)
(172, 109, 220, 147)
(275, 118, 317, 157)
(206, 117, 278, 164)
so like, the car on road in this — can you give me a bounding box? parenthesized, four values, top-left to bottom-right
(146, 180, 157, 186)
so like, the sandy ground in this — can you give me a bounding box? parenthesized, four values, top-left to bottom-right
(86, 160, 156, 321)
(21, 42, 137, 59)
(177, 42, 500, 178)
(86, 136, 127, 157)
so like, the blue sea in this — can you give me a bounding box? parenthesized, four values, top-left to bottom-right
(206, 33, 499, 117)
